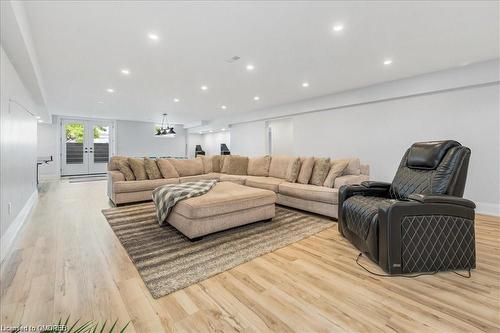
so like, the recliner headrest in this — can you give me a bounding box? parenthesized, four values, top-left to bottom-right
(407, 140, 461, 170)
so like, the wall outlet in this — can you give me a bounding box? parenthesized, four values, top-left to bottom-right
(8, 202, 12, 215)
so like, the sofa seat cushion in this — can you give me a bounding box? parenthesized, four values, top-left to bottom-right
(343, 195, 389, 240)
(278, 182, 339, 205)
(173, 181, 276, 219)
(179, 173, 221, 183)
(245, 176, 285, 192)
(219, 174, 248, 184)
(114, 178, 179, 194)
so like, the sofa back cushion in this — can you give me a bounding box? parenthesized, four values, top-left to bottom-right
(128, 158, 148, 180)
(323, 160, 349, 187)
(269, 156, 295, 179)
(297, 157, 315, 184)
(157, 159, 179, 178)
(117, 159, 135, 181)
(197, 156, 213, 173)
(171, 158, 204, 177)
(220, 156, 231, 174)
(310, 157, 331, 186)
(332, 157, 360, 175)
(144, 157, 162, 179)
(247, 156, 271, 176)
(285, 158, 301, 182)
(211, 155, 225, 173)
(222, 155, 249, 175)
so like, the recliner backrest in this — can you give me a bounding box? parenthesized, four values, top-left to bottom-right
(389, 140, 471, 200)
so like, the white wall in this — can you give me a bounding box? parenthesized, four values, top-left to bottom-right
(209, 60, 500, 215)
(0, 46, 38, 237)
(115, 120, 186, 158)
(36, 121, 59, 177)
(267, 118, 294, 155)
(203, 131, 230, 156)
(230, 121, 268, 157)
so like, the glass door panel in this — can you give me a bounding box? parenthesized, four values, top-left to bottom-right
(61, 120, 89, 175)
(89, 123, 112, 174)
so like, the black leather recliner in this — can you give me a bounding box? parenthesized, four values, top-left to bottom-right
(338, 140, 476, 274)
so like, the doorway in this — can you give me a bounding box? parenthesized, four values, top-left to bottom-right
(61, 119, 114, 176)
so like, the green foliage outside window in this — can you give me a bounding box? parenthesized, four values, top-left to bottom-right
(66, 124, 106, 143)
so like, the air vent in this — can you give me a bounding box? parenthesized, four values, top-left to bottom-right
(226, 56, 241, 63)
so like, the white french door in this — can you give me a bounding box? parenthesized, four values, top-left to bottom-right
(61, 119, 114, 176)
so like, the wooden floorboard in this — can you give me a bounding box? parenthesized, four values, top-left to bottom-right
(1, 180, 499, 332)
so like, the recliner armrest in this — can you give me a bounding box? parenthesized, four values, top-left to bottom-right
(408, 194, 476, 209)
(361, 181, 391, 189)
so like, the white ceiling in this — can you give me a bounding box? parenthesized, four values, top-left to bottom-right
(23, 1, 499, 125)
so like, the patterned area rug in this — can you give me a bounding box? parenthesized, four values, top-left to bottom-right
(102, 203, 334, 298)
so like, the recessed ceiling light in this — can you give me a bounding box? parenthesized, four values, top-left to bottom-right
(253, 96, 260, 101)
(38, 119, 43, 123)
(209, 130, 213, 133)
(383, 59, 393, 66)
(35, 116, 41, 119)
(121, 69, 130, 75)
(246, 64, 255, 71)
(221, 128, 226, 131)
(302, 82, 310, 88)
(97, 101, 104, 104)
(107, 88, 115, 93)
(201, 85, 208, 91)
(333, 24, 344, 32)
(173, 98, 180, 103)
(148, 33, 159, 41)
(199, 131, 203, 134)
(221, 105, 227, 109)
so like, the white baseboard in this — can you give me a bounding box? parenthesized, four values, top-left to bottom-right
(475, 202, 500, 217)
(0, 190, 38, 264)
(39, 174, 60, 181)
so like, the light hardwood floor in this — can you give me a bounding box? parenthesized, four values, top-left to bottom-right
(1, 180, 499, 332)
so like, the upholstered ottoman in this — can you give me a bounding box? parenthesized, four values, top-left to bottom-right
(167, 181, 276, 240)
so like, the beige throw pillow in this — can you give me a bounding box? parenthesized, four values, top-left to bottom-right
(247, 156, 271, 176)
(117, 160, 135, 181)
(170, 158, 204, 177)
(197, 156, 213, 174)
(323, 160, 349, 187)
(108, 156, 127, 171)
(143, 157, 162, 179)
(225, 155, 249, 175)
(285, 158, 301, 183)
(297, 157, 315, 184)
(333, 157, 361, 175)
(269, 156, 295, 179)
(128, 158, 148, 180)
(156, 159, 179, 178)
(310, 158, 331, 186)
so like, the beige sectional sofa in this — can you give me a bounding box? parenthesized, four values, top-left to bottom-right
(107, 155, 369, 219)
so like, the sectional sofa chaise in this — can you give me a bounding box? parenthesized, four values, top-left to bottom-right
(107, 155, 369, 219)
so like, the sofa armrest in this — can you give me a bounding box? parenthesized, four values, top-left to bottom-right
(408, 194, 476, 209)
(107, 171, 125, 204)
(334, 174, 369, 189)
(377, 196, 476, 274)
(360, 181, 391, 189)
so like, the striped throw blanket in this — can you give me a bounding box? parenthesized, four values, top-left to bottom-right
(152, 180, 217, 226)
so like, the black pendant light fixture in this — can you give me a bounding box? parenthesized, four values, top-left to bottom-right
(155, 113, 176, 138)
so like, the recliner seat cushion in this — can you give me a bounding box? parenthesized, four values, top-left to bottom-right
(278, 182, 338, 204)
(343, 195, 390, 241)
